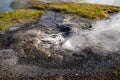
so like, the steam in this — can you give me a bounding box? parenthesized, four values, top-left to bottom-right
(0, 0, 13, 12)
(83, 0, 120, 6)
(62, 12, 120, 55)
(38, 0, 120, 6)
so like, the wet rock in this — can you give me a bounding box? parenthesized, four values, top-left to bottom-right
(0, 49, 17, 64)
(41, 33, 65, 47)
(40, 11, 65, 27)
(0, 49, 18, 77)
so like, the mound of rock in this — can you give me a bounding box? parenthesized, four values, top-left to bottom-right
(0, 11, 120, 79)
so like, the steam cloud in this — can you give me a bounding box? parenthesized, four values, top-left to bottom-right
(62, 12, 120, 55)
(84, 0, 120, 6)
(38, 0, 120, 6)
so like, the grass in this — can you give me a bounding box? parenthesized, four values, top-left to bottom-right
(113, 65, 120, 79)
(30, 0, 120, 19)
(0, 9, 44, 30)
(0, 0, 120, 31)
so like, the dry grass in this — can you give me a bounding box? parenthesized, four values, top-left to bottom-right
(30, 0, 120, 19)
(0, 9, 44, 30)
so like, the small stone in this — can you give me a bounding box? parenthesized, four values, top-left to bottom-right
(42, 44, 51, 48)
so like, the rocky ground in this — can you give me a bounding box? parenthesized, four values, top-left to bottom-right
(0, 10, 120, 80)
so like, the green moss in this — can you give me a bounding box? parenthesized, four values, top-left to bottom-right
(113, 65, 120, 80)
(0, 25, 4, 31)
(0, 9, 44, 31)
(30, 0, 120, 19)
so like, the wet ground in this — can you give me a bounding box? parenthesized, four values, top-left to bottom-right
(1, 0, 120, 79)
(0, 11, 120, 80)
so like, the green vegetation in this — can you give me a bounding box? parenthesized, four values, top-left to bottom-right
(0, 0, 120, 31)
(49, 3, 120, 19)
(30, 0, 120, 19)
(113, 65, 120, 79)
(0, 9, 44, 30)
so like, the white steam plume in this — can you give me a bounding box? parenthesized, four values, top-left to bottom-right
(83, 0, 120, 6)
(38, 0, 120, 6)
(62, 12, 120, 55)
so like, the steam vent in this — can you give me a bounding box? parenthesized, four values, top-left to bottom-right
(0, 0, 120, 80)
